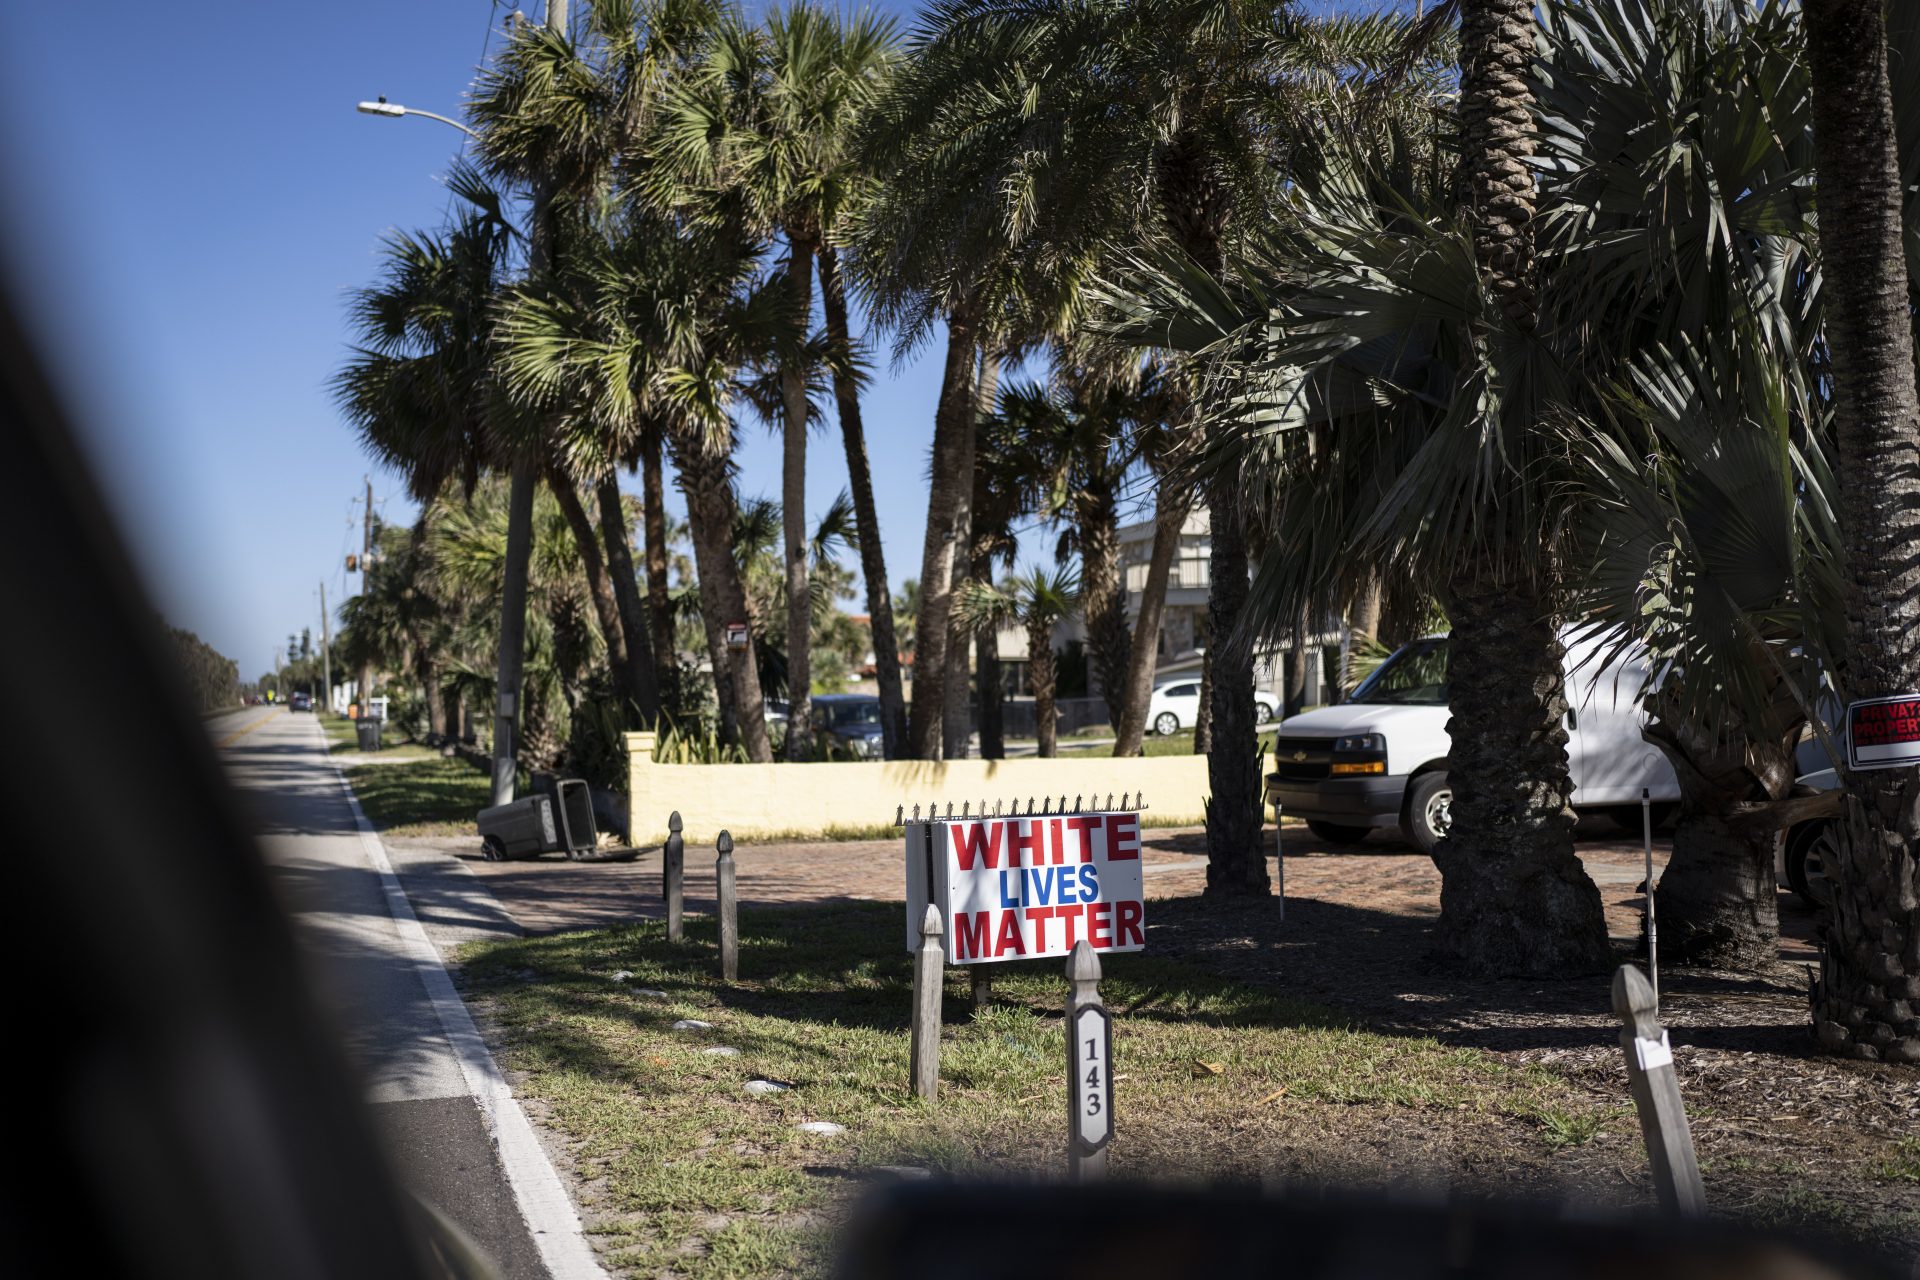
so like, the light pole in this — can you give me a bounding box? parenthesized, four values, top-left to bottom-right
(355, 97, 478, 139)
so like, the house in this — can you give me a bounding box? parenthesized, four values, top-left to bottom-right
(1117, 508, 1342, 706)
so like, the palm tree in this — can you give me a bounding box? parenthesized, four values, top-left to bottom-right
(955, 567, 1082, 757)
(1801, 0, 1920, 1062)
(869, 0, 1420, 880)
(494, 192, 784, 760)
(655, 4, 899, 759)
(994, 354, 1167, 734)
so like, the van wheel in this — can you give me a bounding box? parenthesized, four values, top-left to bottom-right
(1403, 773, 1452, 855)
(1154, 712, 1180, 736)
(1306, 820, 1371, 845)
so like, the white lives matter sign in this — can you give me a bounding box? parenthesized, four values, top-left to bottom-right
(905, 812, 1147, 964)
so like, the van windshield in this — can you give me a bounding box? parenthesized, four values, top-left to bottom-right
(1351, 638, 1450, 706)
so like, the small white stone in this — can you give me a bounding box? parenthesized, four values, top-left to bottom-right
(702, 1046, 742, 1057)
(672, 1019, 715, 1032)
(610, 970, 634, 982)
(634, 988, 670, 998)
(872, 1165, 931, 1181)
(743, 1079, 788, 1096)
(795, 1121, 845, 1135)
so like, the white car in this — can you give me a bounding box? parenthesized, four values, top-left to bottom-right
(1148, 679, 1279, 735)
(1265, 630, 1682, 854)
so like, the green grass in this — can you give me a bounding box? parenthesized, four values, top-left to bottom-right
(459, 901, 1601, 1277)
(322, 711, 437, 760)
(344, 755, 496, 834)
(1876, 1137, 1920, 1183)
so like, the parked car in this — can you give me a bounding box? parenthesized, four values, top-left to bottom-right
(1148, 679, 1279, 735)
(810, 693, 886, 759)
(1265, 631, 1681, 854)
(288, 692, 312, 712)
(1781, 741, 1840, 909)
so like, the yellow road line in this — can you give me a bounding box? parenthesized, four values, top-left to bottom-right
(216, 710, 279, 748)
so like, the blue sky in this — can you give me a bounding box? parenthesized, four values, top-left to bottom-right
(1, 0, 1397, 680)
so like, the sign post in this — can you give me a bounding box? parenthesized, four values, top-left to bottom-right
(1066, 940, 1112, 1181)
(1612, 964, 1704, 1216)
(1845, 694, 1920, 771)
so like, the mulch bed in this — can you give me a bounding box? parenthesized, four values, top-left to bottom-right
(1148, 890, 1920, 1265)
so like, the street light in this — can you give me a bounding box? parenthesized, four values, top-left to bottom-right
(355, 96, 477, 139)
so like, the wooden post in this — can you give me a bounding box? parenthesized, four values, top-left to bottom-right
(716, 829, 738, 981)
(909, 905, 944, 1101)
(970, 965, 993, 1011)
(1612, 964, 1704, 1216)
(664, 810, 685, 944)
(1273, 797, 1285, 922)
(1066, 941, 1112, 1181)
(1641, 787, 1658, 1008)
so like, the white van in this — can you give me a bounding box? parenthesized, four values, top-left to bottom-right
(1265, 630, 1680, 853)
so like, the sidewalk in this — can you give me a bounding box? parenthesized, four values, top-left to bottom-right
(390, 819, 1822, 965)
(222, 709, 589, 1280)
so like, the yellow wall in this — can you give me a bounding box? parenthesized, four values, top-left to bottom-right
(623, 732, 1214, 844)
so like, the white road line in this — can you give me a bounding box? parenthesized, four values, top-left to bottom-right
(316, 722, 607, 1280)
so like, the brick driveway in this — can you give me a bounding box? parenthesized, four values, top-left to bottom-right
(392, 818, 1820, 963)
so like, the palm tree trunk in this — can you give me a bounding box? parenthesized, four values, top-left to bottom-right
(977, 624, 1004, 759)
(491, 456, 538, 805)
(1803, 0, 1920, 1063)
(1030, 619, 1058, 758)
(416, 642, 446, 739)
(1079, 487, 1129, 730)
(1656, 810, 1780, 970)
(1201, 471, 1266, 897)
(1343, 574, 1383, 699)
(676, 444, 773, 762)
(1193, 647, 1214, 753)
(1428, 0, 1609, 973)
(641, 430, 676, 701)
(818, 243, 906, 758)
(943, 352, 998, 760)
(1112, 486, 1189, 756)
(595, 477, 661, 724)
(781, 239, 816, 760)
(1283, 604, 1310, 718)
(1431, 571, 1610, 973)
(547, 462, 637, 721)
(907, 310, 979, 759)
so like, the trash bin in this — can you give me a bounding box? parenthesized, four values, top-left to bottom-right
(355, 717, 382, 752)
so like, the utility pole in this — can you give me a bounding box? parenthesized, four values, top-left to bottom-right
(319, 581, 333, 715)
(356, 476, 374, 719)
(490, 0, 569, 806)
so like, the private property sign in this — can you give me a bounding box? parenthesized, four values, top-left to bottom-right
(905, 811, 1148, 964)
(1847, 695, 1920, 771)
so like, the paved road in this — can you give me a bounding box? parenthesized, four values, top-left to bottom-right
(214, 708, 550, 1280)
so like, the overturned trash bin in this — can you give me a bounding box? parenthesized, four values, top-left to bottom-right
(547, 776, 637, 862)
(477, 794, 557, 861)
(355, 716, 382, 752)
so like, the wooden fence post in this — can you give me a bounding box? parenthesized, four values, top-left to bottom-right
(664, 810, 685, 944)
(910, 905, 944, 1101)
(1066, 940, 1112, 1181)
(716, 829, 738, 981)
(1612, 964, 1704, 1216)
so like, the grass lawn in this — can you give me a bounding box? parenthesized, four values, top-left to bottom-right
(344, 754, 496, 835)
(459, 902, 1615, 1278)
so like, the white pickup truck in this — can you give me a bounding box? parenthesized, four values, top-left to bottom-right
(1266, 631, 1681, 852)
